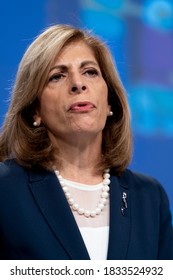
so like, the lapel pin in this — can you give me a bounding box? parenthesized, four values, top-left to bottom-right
(121, 192, 127, 216)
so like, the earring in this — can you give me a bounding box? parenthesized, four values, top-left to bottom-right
(109, 111, 113, 116)
(33, 121, 39, 127)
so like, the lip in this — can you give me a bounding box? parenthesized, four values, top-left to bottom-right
(68, 101, 96, 112)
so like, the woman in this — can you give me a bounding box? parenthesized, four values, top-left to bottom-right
(0, 24, 172, 260)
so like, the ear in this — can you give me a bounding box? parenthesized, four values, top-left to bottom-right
(107, 104, 111, 116)
(33, 111, 42, 126)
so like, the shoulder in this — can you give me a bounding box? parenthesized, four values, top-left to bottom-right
(117, 170, 173, 259)
(119, 168, 162, 190)
(0, 159, 52, 188)
(118, 169, 170, 206)
(0, 159, 27, 178)
(0, 159, 29, 192)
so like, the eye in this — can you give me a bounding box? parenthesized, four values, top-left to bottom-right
(84, 68, 99, 77)
(48, 73, 65, 82)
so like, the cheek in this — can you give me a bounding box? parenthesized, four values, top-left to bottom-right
(37, 96, 55, 125)
(100, 84, 109, 114)
(39, 91, 58, 114)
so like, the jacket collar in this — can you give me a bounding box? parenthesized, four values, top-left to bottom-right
(107, 174, 130, 259)
(28, 169, 130, 260)
(29, 169, 90, 260)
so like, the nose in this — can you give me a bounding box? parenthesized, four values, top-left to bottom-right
(69, 73, 87, 94)
(71, 85, 87, 93)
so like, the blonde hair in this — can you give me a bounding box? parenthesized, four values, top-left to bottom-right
(0, 24, 132, 174)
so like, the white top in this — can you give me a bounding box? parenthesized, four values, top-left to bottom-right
(79, 226, 109, 260)
(62, 178, 110, 260)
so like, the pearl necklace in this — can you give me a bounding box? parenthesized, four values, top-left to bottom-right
(54, 169, 110, 218)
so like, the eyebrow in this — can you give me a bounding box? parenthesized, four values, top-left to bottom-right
(49, 60, 99, 72)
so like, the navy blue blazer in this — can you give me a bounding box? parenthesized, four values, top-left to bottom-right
(0, 159, 172, 260)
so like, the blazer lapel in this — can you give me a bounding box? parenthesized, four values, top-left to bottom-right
(107, 174, 130, 260)
(28, 170, 90, 260)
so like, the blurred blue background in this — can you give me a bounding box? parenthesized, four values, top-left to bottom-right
(0, 0, 172, 219)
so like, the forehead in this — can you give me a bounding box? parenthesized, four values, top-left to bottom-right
(54, 40, 97, 64)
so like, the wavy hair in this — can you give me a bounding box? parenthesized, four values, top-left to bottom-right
(0, 24, 132, 174)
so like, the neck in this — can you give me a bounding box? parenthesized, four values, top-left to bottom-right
(51, 134, 103, 184)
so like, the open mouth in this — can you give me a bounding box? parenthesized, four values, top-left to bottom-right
(69, 101, 95, 112)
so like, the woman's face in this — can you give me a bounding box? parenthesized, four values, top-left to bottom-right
(35, 40, 110, 142)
